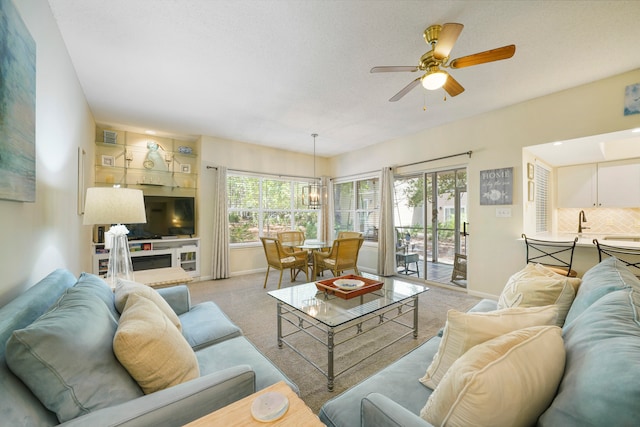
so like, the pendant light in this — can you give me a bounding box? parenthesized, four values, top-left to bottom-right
(301, 133, 326, 209)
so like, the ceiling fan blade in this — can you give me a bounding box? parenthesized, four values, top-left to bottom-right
(389, 77, 421, 102)
(449, 44, 516, 69)
(443, 73, 465, 97)
(371, 66, 419, 73)
(433, 23, 464, 60)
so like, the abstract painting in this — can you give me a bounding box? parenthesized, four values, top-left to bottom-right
(624, 83, 640, 116)
(0, 0, 36, 202)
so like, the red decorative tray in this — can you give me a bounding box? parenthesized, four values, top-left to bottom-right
(315, 275, 384, 299)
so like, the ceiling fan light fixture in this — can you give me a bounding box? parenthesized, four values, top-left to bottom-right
(421, 68, 448, 90)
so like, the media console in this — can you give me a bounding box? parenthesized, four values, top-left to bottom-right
(92, 237, 200, 279)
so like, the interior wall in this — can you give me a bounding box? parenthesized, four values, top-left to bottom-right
(330, 68, 640, 298)
(0, 0, 95, 306)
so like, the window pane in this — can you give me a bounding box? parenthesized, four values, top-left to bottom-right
(334, 182, 354, 209)
(228, 175, 259, 209)
(228, 211, 259, 243)
(262, 179, 291, 210)
(295, 212, 318, 239)
(261, 211, 290, 237)
(357, 178, 379, 210)
(293, 181, 309, 210)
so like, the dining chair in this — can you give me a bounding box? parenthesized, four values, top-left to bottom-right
(313, 237, 364, 280)
(260, 237, 309, 289)
(336, 231, 363, 239)
(522, 234, 578, 277)
(277, 231, 306, 254)
(593, 239, 640, 277)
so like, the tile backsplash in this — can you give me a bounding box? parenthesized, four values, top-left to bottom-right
(558, 208, 640, 234)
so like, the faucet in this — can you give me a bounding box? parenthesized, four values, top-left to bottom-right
(578, 210, 589, 234)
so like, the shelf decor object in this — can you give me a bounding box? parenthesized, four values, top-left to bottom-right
(83, 187, 147, 287)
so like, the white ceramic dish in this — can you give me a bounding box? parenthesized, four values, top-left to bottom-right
(333, 278, 365, 290)
(251, 391, 289, 422)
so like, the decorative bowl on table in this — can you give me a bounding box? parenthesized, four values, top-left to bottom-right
(332, 278, 365, 290)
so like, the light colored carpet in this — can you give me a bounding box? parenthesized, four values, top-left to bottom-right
(187, 272, 481, 414)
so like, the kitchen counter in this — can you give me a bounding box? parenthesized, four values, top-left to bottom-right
(522, 233, 640, 276)
(528, 233, 640, 248)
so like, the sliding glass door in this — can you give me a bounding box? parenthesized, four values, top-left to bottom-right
(393, 167, 467, 286)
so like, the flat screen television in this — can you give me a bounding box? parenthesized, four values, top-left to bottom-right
(127, 195, 196, 239)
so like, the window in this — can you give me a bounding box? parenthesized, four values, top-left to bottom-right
(228, 173, 320, 244)
(333, 177, 379, 241)
(535, 164, 550, 233)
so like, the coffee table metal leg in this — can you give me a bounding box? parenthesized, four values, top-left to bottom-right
(413, 296, 419, 338)
(327, 328, 334, 391)
(277, 302, 283, 348)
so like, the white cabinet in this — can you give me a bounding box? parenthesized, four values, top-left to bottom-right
(92, 238, 200, 279)
(597, 159, 640, 207)
(557, 164, 597, 208)
(557, 159, 640, 208)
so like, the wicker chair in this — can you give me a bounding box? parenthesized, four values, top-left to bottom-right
(313, 237, 364, 280)
(260, 237, 309, 289)
(336, 231, 363, 239)
(277, 231, 305, 254)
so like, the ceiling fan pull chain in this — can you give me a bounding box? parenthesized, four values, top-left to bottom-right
(423, 93, 427, 111)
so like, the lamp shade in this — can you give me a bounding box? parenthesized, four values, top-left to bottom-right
(83, 187, 147, 225)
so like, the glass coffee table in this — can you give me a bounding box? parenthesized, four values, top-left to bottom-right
(267, 273, 429, 390)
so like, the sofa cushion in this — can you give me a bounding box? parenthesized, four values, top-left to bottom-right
(115, 279, 182, 331)
(75, 272, 120, 319)
(498, 263, 578, 326)
(564, 256, 640, 325)
(5, 288, 142, 423)
(419, 305, 559, 389)
(421, 326, 565, 427)
(539, 288, 640, 426)
(114, 293, 200, 394)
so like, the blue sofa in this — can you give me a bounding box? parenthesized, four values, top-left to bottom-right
(319, 257, 640, 426)
(0, 269, 297, 426)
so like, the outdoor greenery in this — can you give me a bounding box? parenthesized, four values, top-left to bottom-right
(228, 175, 319, 243)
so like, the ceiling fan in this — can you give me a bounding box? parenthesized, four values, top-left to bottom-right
(371, 23, 515, 102)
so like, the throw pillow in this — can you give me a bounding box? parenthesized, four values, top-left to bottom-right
(498, 263, 578, 326)
(421, 325, 565, 427)
(419, 304, 559, 389)
(539, 289, 640, 426)
(114, 279, 182, 331)
(113, 293, 200, 394)
(563, 256, 640, 325)
(5, 289, 142, 423)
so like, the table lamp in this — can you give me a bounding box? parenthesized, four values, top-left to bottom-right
(83, 187, 147, 287)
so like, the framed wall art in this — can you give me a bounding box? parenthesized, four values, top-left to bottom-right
(0, 0, 36, 202)
(480, 167, 513, 205)
(101, 155, 115, 167)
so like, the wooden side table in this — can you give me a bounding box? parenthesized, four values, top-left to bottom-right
(184, 381, 323, 426)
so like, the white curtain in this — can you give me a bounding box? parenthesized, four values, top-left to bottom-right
(211, 166, 230, 279)
(377, 166, 396, 276)
(322, 176, 334, 243)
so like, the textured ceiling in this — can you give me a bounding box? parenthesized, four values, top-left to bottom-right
(47, 0, 640, 157)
